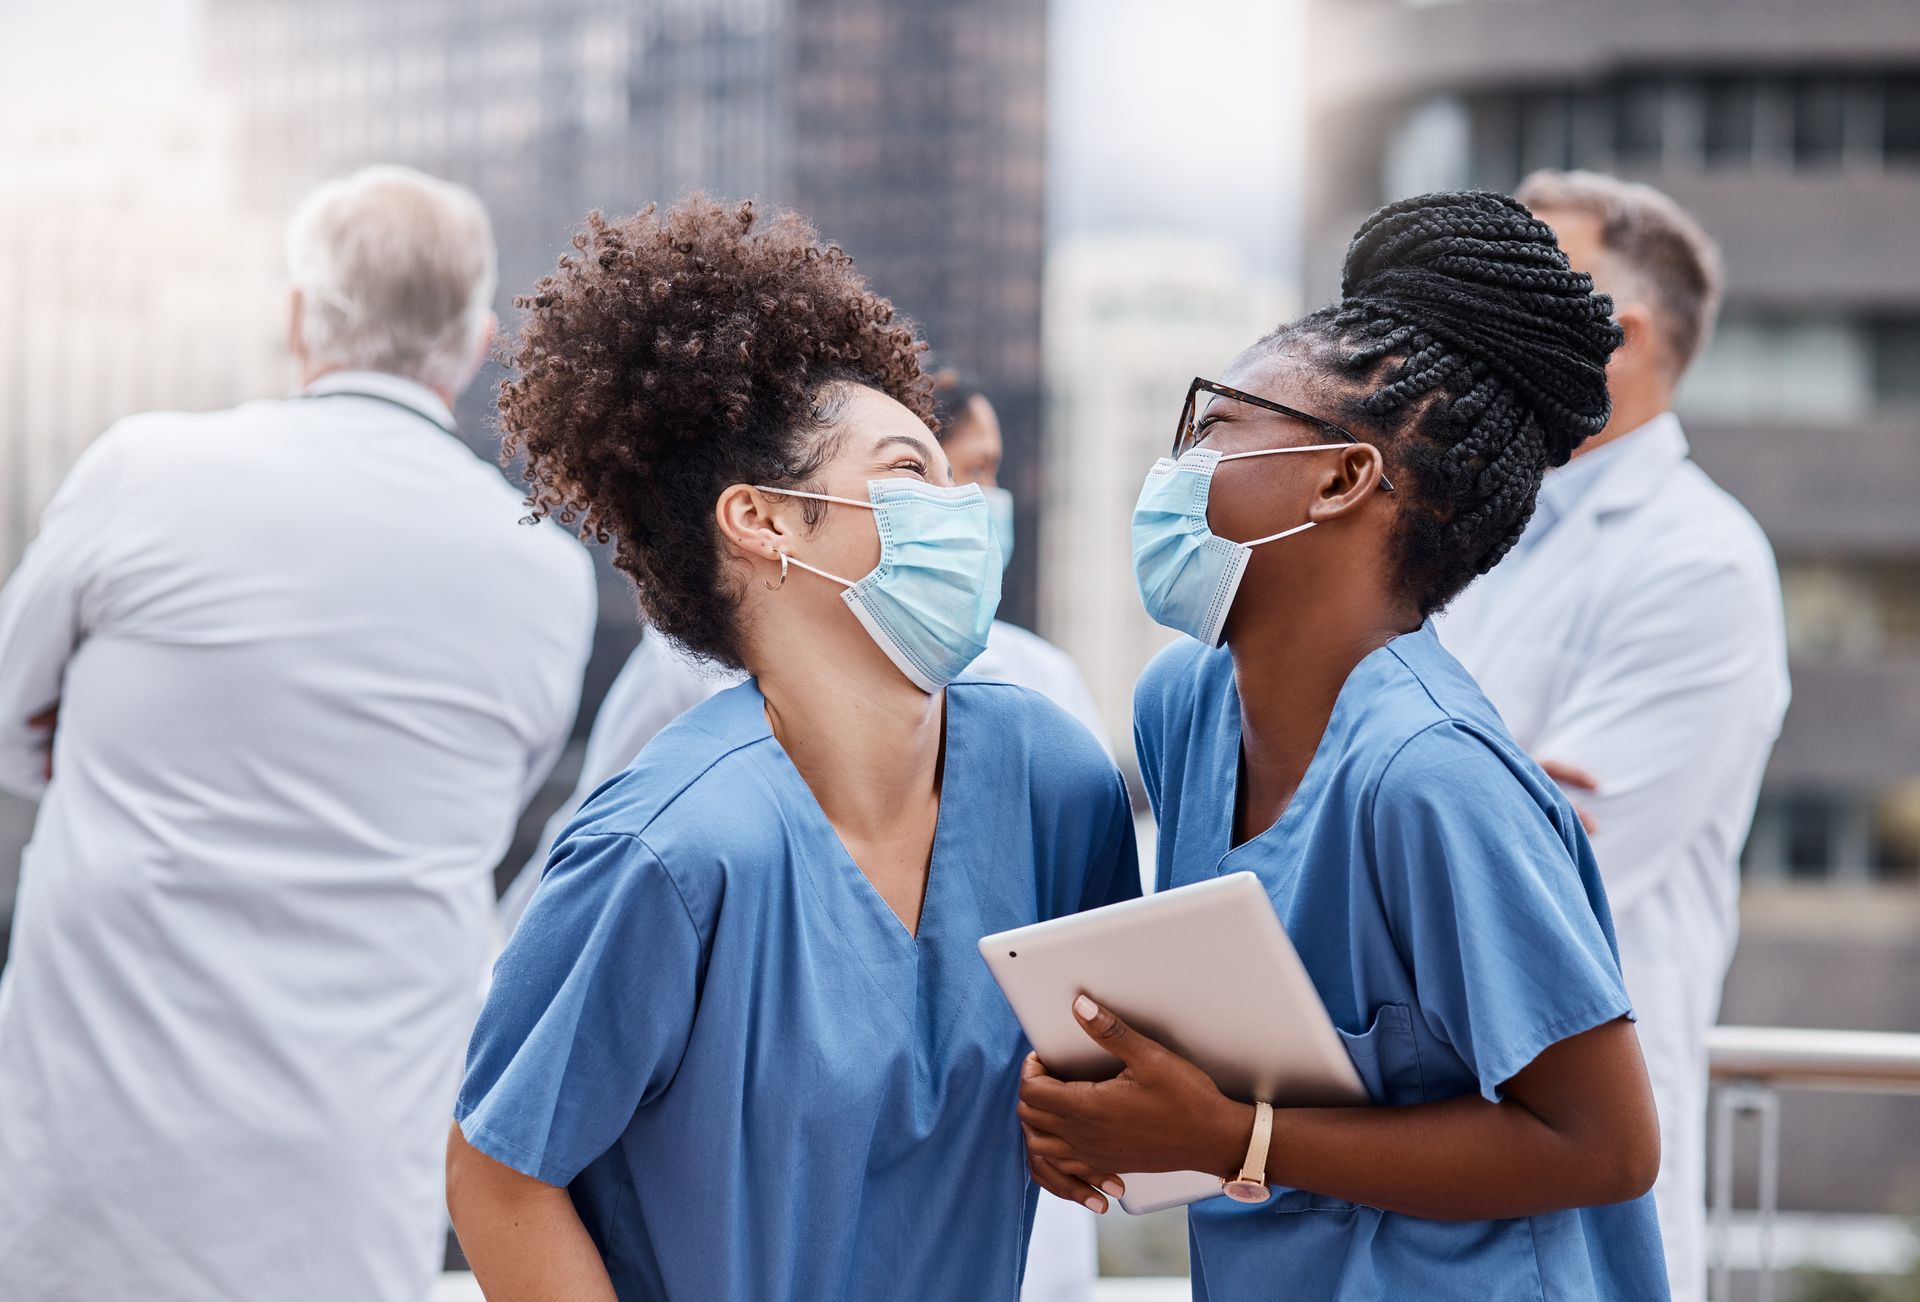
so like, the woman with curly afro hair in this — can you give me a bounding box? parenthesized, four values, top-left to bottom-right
(446, 196, 1138, 1302)
(1017, 192, 1669, 1300)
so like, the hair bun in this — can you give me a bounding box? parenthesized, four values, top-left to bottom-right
(1340, 190, 1620, 465)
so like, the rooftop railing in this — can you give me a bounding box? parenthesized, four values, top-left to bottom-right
(1709, 1025, 1920, 1302)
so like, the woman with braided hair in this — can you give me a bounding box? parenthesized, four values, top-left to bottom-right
(1017, 191, 1668, 1300)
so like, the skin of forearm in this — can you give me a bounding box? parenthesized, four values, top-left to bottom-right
(446, 1124, 618, 1302)
(1195, 1091, 1654, 1222)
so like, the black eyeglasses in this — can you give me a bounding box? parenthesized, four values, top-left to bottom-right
(1174, 377, 1395, 494)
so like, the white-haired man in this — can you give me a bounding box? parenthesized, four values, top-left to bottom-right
(1438, 170, 1790, 1302)
(0, 166, 594, 1301)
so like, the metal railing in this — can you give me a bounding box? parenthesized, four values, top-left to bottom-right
(1708, 1025, 1920, 1302)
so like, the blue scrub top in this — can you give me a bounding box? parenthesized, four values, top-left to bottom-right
(458, 677, 1138, 1302)
(1133, 625, 1667, 1302)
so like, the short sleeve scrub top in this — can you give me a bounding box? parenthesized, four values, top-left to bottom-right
(1132, 624, 1668, 1302)
(458, 678, 1139, 1302)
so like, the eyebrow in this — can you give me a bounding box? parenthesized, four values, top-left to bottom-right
(874, 434, 937, 460)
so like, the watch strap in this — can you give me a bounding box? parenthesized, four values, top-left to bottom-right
(1237, 1101, 1273, 1185)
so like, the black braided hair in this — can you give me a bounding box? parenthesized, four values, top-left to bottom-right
(1268, 190, 1622, 615)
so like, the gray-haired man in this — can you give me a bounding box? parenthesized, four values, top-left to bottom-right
(0, 166, 594, 1301)
(1438, 170, 1790, 1302)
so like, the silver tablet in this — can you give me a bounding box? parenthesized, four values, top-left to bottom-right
(980, 871, 1368, 1215)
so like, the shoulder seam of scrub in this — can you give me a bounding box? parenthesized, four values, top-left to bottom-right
(1361, 716, 1478, 839)
(598, 726, 778, 838)
(632, 833, 702, 938)
(548, 831, 704, 938)
(1382, 642, 1465, 728)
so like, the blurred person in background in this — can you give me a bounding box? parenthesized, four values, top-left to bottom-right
(930, 368, 1108, 1302)
(933, 369, 1107, 753)
(1436, 171, 1790, 1302)
(0, 165, 595, 1302)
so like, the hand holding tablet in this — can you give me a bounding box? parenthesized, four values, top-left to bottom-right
(979, 872, 1368, 1214)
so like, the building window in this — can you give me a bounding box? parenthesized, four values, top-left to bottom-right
(1704, 75, 1758, 167)
(1792, 76, 1849, 166)
(1782, 791, 1844, 880)
(1872, 317, 1920, 405)
(1678, 313, 1875, 423)
(1778, 558, 1920, 661)
(1878, 781, 1920, 882)
(1678, 312, 1920, 421)
(1450, 67, 1920, 188)
(1613, 74, 1666, 164)
(1884, 75, 1920, 163)
(1745, 785, 1920, 884)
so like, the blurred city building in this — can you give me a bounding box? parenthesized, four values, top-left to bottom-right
(1040, 232, 1287, 752)
(201, 0, 1047, 625)
(0, 100, 286, 575)
(187, 0, 1048, 893)
(1303, 0, 1920, 1233)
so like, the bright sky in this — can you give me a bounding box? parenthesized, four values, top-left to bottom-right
(1050, 0, 1302, 280)
(0, 0, 1301, 282)
(0, 0, 203, 104)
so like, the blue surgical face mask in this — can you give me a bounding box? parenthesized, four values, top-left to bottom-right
(1129, 443, 1352, 648)
(755, 478, 1002, 693)
(983, 485, 1015, 572)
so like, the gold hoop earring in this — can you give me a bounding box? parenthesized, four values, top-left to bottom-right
(763, 552, 790, 591)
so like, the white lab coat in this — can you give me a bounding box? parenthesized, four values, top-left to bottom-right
(1436, 414, 1789, 1302)
(0, 372, 596, 1302)
(497, 627, 726, 932)
(499, 616, 1111, 1302)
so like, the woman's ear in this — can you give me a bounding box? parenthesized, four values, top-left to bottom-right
(1308, 441, 1389, 522)
(714, 485, 799, 565)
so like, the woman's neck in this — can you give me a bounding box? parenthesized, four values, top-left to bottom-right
(1227, 589, 1417, 837)
(754, 648, 946, 840)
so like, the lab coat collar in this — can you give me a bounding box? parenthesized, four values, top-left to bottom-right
(298, 370, 458, 435)
(1581, 412, 1690, 522)
(1439, 413, 1691, 660)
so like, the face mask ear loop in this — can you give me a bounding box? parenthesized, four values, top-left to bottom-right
(751, 484, 870, 593)
(750, 484, 876, 511)
(1243, 520, 1318, 547)
(772, 550, 858, 590)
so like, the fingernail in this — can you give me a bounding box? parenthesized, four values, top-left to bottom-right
(1099, 1179, 1126, 1200)
(1082, 1194, 1105, 1213)
(1074, 995, 1098, 1020)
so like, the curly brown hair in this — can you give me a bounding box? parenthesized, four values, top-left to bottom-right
(499, 195, 934, 668)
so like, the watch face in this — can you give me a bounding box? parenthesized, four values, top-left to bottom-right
(1222, 1178, 1271, 1205)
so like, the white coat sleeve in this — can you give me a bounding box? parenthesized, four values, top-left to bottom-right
(511, 549, 598, 818)
(498, 631, 728, 931)
(1527, 550, 1786, 913)
(0, 433, 126, 799)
